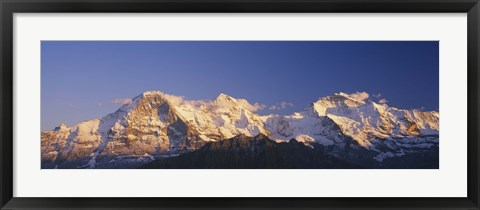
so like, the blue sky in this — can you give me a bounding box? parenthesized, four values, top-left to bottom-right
(41, 41, 439, 130)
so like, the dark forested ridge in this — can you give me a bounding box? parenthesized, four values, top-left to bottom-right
(142, 134, 362, 169)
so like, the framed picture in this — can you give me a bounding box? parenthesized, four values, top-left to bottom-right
(1, 0, 479, 209)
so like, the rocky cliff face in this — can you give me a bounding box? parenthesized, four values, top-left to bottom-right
(41, 91, 439, 169)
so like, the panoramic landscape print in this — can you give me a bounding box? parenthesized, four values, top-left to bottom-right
(41, 41, 439, 169)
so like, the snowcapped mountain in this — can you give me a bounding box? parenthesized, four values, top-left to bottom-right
(41, 91, 439, 169)
(264, 92, 439, 146)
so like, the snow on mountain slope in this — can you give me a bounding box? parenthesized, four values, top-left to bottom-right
(42, 91, 270, 168)
(172, 92, 268, 140)
(264, 92, 438, 147)
(41, 91, 439, 168)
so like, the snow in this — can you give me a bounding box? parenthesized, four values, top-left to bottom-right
(42, 91, 440, 165)
(143, 153, 155, 161)
(374, 151, 405, 161)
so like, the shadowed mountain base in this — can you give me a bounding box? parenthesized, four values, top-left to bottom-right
(142, 134, 363, 169)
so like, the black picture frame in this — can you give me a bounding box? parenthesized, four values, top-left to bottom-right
(1, 0, 479, 209)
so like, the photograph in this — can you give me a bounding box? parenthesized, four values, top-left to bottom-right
(40, 41, 439, 169)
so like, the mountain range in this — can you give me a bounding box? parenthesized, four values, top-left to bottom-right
(41, 91, 439, 169)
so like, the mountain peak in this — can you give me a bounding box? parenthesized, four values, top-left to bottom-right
(127, 91, 165, 103)
(309, 92, 371, 114)
(136, 91, 185, 106)
(53, 122, 69, 132)
(215, 93, 237, 103)
(142, 90, 164, 97)
(333, 92, 370, 104)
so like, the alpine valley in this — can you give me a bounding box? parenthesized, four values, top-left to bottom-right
(41, 91, 439, 169)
